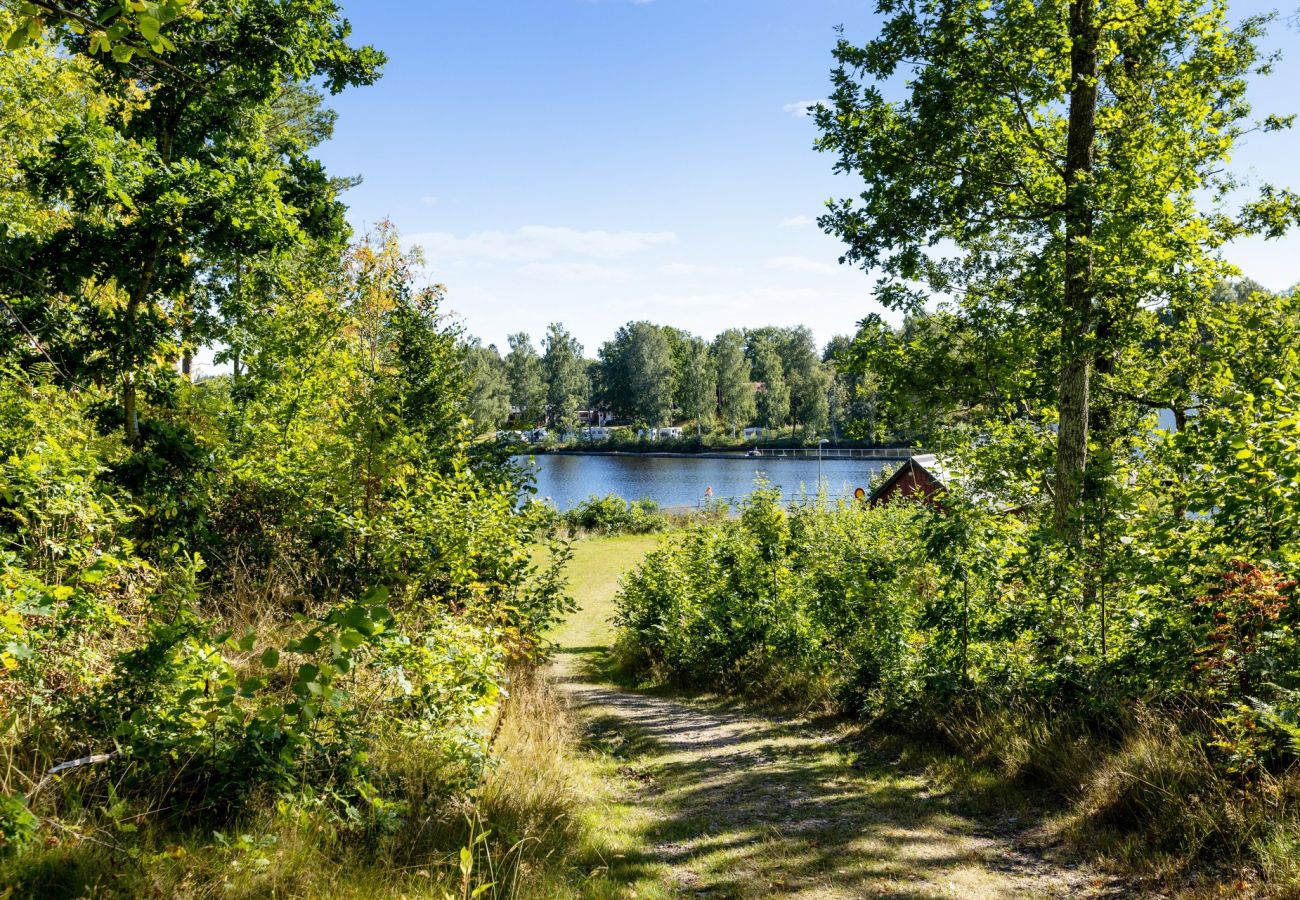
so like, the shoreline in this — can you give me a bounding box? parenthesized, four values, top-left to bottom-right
(513, 447, 922, 461)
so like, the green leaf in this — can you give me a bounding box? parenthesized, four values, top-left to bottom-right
(360, 585, 389, 605)
(260, 647, 280, 669)
(138, 15, 160, 42)
(290, 633, 322, 654)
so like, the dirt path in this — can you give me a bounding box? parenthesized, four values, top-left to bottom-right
(549, 536, 1122, 899)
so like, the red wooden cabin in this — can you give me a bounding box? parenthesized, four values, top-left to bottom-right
(868, 454, 949, 508)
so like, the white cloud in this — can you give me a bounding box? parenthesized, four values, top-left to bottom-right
(658, 261, 745, 277)
(635, 286, 823, 313)
(406, 225, 677, 263)
(522, 262, 632, 284)
(782, 99, 826, 118)
(420, 195, 438, 206)
(765, 255, 840, 275)
(779, 215, 815, 228)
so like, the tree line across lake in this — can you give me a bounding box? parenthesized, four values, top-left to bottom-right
(461, 323, 868, 441)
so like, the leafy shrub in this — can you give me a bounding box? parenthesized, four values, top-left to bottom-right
(0, 226, 573, 876)
(562, 494, 667, 535)
(615, 487, 926, 704)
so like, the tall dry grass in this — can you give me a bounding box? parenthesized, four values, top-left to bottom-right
(0, 657, 613, 899)
(905, 704, 1300, 895)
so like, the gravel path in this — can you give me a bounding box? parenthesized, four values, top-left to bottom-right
(554, 664, 1125, 899)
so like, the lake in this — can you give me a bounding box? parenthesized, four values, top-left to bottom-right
(518, 453, 891, 510)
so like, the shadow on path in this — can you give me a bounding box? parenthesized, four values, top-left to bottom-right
(555, 658, 1127, 899)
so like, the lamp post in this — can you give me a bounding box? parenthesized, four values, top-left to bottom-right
(818, 438, 829, 491)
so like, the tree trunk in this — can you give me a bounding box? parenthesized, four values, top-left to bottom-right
(121, 122, 174, 446)
(122, 257, 157, 446)
(180, 299, 193, 381)
(123, 371, 139, 445)
(1054, 0, 1099, 538)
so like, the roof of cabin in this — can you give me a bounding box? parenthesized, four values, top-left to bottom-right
(869, 454, 949, 503)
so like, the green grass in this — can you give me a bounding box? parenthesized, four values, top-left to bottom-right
(546, 533, 661, 662)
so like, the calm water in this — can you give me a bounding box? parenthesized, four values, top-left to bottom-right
(518, 453, 889, 510)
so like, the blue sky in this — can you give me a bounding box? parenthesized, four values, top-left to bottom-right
(316, 0, 1300, 355)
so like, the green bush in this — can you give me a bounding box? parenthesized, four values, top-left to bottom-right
(0, 225, 572, 876)
(615, 487, 927, 704)
(562, 494, 667, 535)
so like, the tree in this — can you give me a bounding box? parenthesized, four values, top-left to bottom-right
(771, 327, 826, 436)
(792, 360, 831, 437)
(815, 0, 1299, 536)
(504, 332, 546, 425)
(714, 329, 754, 437)
(595, 321, 675, 424)
(841, 306, 1045, 443)
(752, 341, 790, 437)
(678, 336, 717, 435)
(624, 322, 674, 426)
(462, 339, 511, 432)
(4, 1, 192, 55)
(1, 0, 383, 444)
(824, 334, 881, 441)
(543, 323, 586, 434)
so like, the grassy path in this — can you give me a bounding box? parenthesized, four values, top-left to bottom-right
(550, 536, 1118, 899)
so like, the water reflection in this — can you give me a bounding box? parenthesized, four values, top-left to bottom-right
(518, 453, 889, 510)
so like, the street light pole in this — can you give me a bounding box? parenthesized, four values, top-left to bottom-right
(818, 438, 829, 492)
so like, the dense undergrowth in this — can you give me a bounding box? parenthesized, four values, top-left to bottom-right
(0, 223, 606, 896)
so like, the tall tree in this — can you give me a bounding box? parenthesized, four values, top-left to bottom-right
(625, 322, 674, 426)
(596, 321, 675, 423)
(824, 334, 880, 441)
(678, 336, 718, 435)
(814, 0, 1299, 536)
(504, 332, 545, 425)
(462, 339, 511, 431)
(714, 329, 755, 437)
(752, 341, 790, 436)
(2, 0, 383, 444)
(543, 323, 586, 433)
(791, 360, 831, 437)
